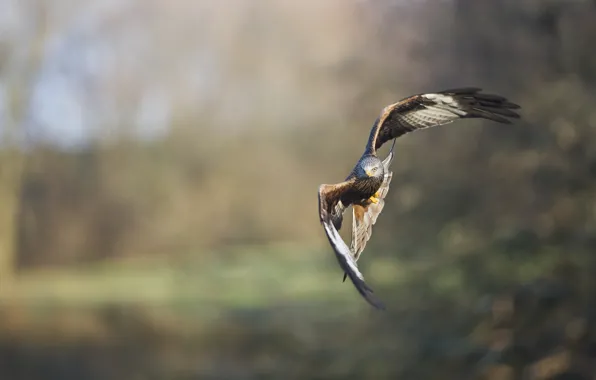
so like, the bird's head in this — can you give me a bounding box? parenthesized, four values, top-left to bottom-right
(356, 156, 384, 180)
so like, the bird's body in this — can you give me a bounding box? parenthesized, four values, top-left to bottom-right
(348, 155, 385, 198)
(318, 88, 521, 310)
(328, 155, 385, 230)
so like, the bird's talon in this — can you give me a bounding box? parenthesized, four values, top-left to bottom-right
(369, 196, 379, 204)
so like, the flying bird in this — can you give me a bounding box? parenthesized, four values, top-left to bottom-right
(318, 88, 521, 309)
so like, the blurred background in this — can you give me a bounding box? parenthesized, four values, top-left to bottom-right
(1, 0, 596, 379)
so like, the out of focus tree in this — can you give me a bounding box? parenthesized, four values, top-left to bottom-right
(0, 1, 48, 290)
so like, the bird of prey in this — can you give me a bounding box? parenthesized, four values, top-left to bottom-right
(318, 88, 520, 309)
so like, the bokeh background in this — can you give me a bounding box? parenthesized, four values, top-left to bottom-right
(1, 0, 596, 379)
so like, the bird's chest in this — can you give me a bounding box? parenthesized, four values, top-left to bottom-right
(341, 177, 383, 204)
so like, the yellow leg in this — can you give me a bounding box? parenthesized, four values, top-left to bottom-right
(369, 195, 379, 204)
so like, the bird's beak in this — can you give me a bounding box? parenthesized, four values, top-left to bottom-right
(364, 169, 372, 177)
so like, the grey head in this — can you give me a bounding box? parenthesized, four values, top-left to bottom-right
(354, 155, 384, 180)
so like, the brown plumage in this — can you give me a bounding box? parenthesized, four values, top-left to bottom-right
(318, 88, 520, 310)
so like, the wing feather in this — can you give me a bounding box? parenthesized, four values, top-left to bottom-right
(341, 149, 394, 283)
(364, 88, 521, 154)
(318, 182, 385, 309)
(350, 150, 394, 261)
(318, 180, 354, 228)
(319, 88, 520, 307)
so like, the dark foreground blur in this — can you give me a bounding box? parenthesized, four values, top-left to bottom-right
(1, 1, 596, 379)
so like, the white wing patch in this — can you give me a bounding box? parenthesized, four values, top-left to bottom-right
(397, 94, 469, 130)
(323, 219, 365, 281)
(322, 216, 386, 309)
(424, 93, 458, 105)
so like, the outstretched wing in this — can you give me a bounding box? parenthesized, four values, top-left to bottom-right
(318, 181, 386, 309)
(365, 88, 521, 155)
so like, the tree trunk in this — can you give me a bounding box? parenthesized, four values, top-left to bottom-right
(0, 150, 24, 294)
(0, 1, 48, 295)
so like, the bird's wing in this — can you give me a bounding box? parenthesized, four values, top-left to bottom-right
(364, 87, 521, 155)
(350, 148, 395, 263)
(318, 181, 386, 309)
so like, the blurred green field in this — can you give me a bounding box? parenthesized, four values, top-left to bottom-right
(1, 242, 570, 314)
(1, 244, 592, 380)
(2, 244, 385, 312)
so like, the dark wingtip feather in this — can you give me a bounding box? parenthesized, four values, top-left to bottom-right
(344, 268, 386, 310)
(447, 88, 521, 124)
(470, 109, 514, 124)
(322, 217, 386, 310)
(470, 92, 508, 102)
(477, 105, 521, 118)
(348, 274, 386, 310)
(439, 87, 482, 95)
